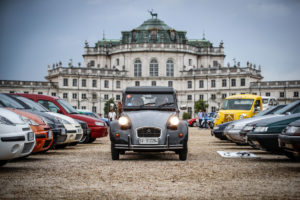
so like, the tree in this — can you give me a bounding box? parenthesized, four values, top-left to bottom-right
(104, 98, 117, 117)
(182, 112, 191, 120)
(194, 99, 208, 113)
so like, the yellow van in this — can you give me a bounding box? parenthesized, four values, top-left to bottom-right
(214, 94, 263, 126)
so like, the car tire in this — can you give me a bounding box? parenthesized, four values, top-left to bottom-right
(179, 141, 188, 161)
(192, 121, 197, 127)
(87, 138, 96, 143)
(284, 152, 300, 161)
(79, 134, 88, 144)
(111, 143, 119, 160)
(69, 142, 79, 146)
(55, 144, 68, 149)
(0, 160, 8, 166)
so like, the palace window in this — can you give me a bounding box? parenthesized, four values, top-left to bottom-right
(63, 78, 68, 86)
(168, 81, 173, 87)
(211, 80, 216, 88)
(104, 80, 109, 88)
(199, 94, 204, 100)
(116, 95, 121, 101)
(116, 58, 120, 66)
(134, 59, 142, 77)
(213, 60, 218, 67)
(280, 92, 285, 98)
(222, 79, 227, 87)
(135, 81, 140, 86)
(116, 81, 121, 89)
(38, 92, 43, 94)
(90, 60, 95, 67)
(266, 92, 270, 96)
(166, 60, 174, 77)
(188, 59, 192, 66)
(187, 107, 192, 116)
(211, 106, 216, 112)
(188, 81, 192, 89)
(72, 93, 77, 99)
(92, 80, 97, 88)
(231, 79, 236, 87)
(150, 59, 158, 77)
(82, 93, 87, 99)
(104, 94, 109, 100)
(294, 91, 299, 97)
(92, 93, 97, 100)
(81, 106, 86, 110)
(82, 79, 86, 87)
(187, 95, 192, 101)
(73, 79, 77, 87)
(92, 106, 97, 113)
(51, 92, 56, 96)
(222, 94, 227, 99)
(152, 81, 156, 86)
(199, 80, 204, 88)
(241, 78, 246, 86)
(211, 94, 216, 100)
(63, 93, 68, 99)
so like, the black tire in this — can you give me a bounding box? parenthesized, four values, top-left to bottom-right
(55, 144, 68, 149)
(111, 143, 119, 160)
(69, 142, 79, 146)
(0, 160, 8, 166)
(285, 152, 300, 161)
(192, 121, 197, 127)
(87, 137, 96, 143)
(179, 141, 188, 161)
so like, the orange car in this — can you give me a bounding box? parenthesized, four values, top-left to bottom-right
(6, 108, 53, 153)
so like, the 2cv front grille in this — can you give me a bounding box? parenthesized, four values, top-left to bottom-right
(224, 114, 235, 123)
(137, 127, 161, 138)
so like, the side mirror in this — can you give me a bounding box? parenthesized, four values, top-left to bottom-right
(180, 105, 187, 110)
(58, 109, 63, 114)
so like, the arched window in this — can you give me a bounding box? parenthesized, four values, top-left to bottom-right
(166, 59, 174, 77)
(150, 59, 158, 77)
(134, 59, 142, 77)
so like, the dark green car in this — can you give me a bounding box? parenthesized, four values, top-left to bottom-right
(247, 113, 300, 152)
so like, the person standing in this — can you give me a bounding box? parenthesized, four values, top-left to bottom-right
(108, 106, 116, 121)
(197, 109, 203, 128)
(203, 109, 208, 129)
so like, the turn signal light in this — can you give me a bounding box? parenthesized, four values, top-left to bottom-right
(115, 133, 120, 138)
(178, 133, 183, 138)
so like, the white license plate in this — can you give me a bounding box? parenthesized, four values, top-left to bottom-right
(27, 132, 34, 141)
(48, 131, 53, 138)
(139, 138, 159, 144)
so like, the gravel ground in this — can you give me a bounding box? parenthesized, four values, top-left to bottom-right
(1, 128, 300, 200)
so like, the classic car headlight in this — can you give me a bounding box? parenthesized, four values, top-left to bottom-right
(95, 121, 105, 126)
(118, 116, 131, 129)
(285, 126, 300, 135)
(0, 115, 15, 126)
(242, 125, 255, 131)
(169, 116, 180, 126)
(239, 114, 247, 119)
(254, 126, 268, 132)
(213, 126, 219, 130)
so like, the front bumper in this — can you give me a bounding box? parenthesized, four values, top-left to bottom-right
(247, 133, 280, 151)
(225, 130, 246, 143)
(278, 135, 300, 154)
(211, 129, 227, 140)
(33, 130, 53, 153)
(90, 126, 108, 138)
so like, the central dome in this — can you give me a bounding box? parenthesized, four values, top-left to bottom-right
(135, 18, 173, 31)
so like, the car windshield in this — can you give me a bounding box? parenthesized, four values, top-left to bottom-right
(0, 94, 26, 109)
(274, 101, 300, 115)
(14, 96, 49, 112)
(221, 99, 254, 110)
(57, 99, 79, 114)
(124, 93, 175, 110)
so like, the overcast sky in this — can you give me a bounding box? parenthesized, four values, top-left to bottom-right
(0, 0, 299, 81)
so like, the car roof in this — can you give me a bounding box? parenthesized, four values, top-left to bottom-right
(124, 86, 175, 93)
(226, 94, 261, 100)
(255, 113, 300, 127)
(288, 119, 300, 127)
(16, 93, 60, 100)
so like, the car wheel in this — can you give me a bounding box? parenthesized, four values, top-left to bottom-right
(69, 142, 79, 146)
(111, 143, 119, 160)
(179, 141, 188, 161)
(55, 144, 68, 149)
(79, 134, 87, 143)
(284, 152, 300, 161)
(87, 138, 96, 143)
(192, 121, 197, 127)
(0, 160, 8, 166)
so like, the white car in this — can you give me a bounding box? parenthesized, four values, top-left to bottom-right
(47, 112, 83, 146)
(0, 108, 35, 166)
(261, 96, 278, 110)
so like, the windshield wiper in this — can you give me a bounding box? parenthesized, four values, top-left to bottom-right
(158, 102, 174, 108)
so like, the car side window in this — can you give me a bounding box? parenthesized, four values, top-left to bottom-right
(38, 100, 60, 113)
(254, 100, 260, 107)
(289, 104, 300, 114)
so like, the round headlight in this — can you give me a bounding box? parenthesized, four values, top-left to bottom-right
(119, 116, 129, 126)
(169, 116, 180, 126)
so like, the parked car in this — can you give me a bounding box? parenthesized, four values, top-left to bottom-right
(278, 119, 300, 160)
(224, 105, 286, 145)
(214, 94, 262, 126)
(0, 94, 53, 153)
(211, 121, 232, 140)
(0, 107, 35, 166)
(247, 113, 300, 153)
(188, 112, 216, 128)
(261, 96, 278, 110)
(16, 94, 108, 143)
(77, 109, 110, 126)
(110, 86, 189, 160)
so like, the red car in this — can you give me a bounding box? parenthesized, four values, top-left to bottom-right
(17, 94, 108, 143)
(187, 118, 198, 127)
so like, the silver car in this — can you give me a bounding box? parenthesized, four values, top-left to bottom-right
(109, 87, 188, 160)
(224, 105, 286, 144)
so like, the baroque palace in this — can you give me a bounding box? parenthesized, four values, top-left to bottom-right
(1, 14, 300, 117)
